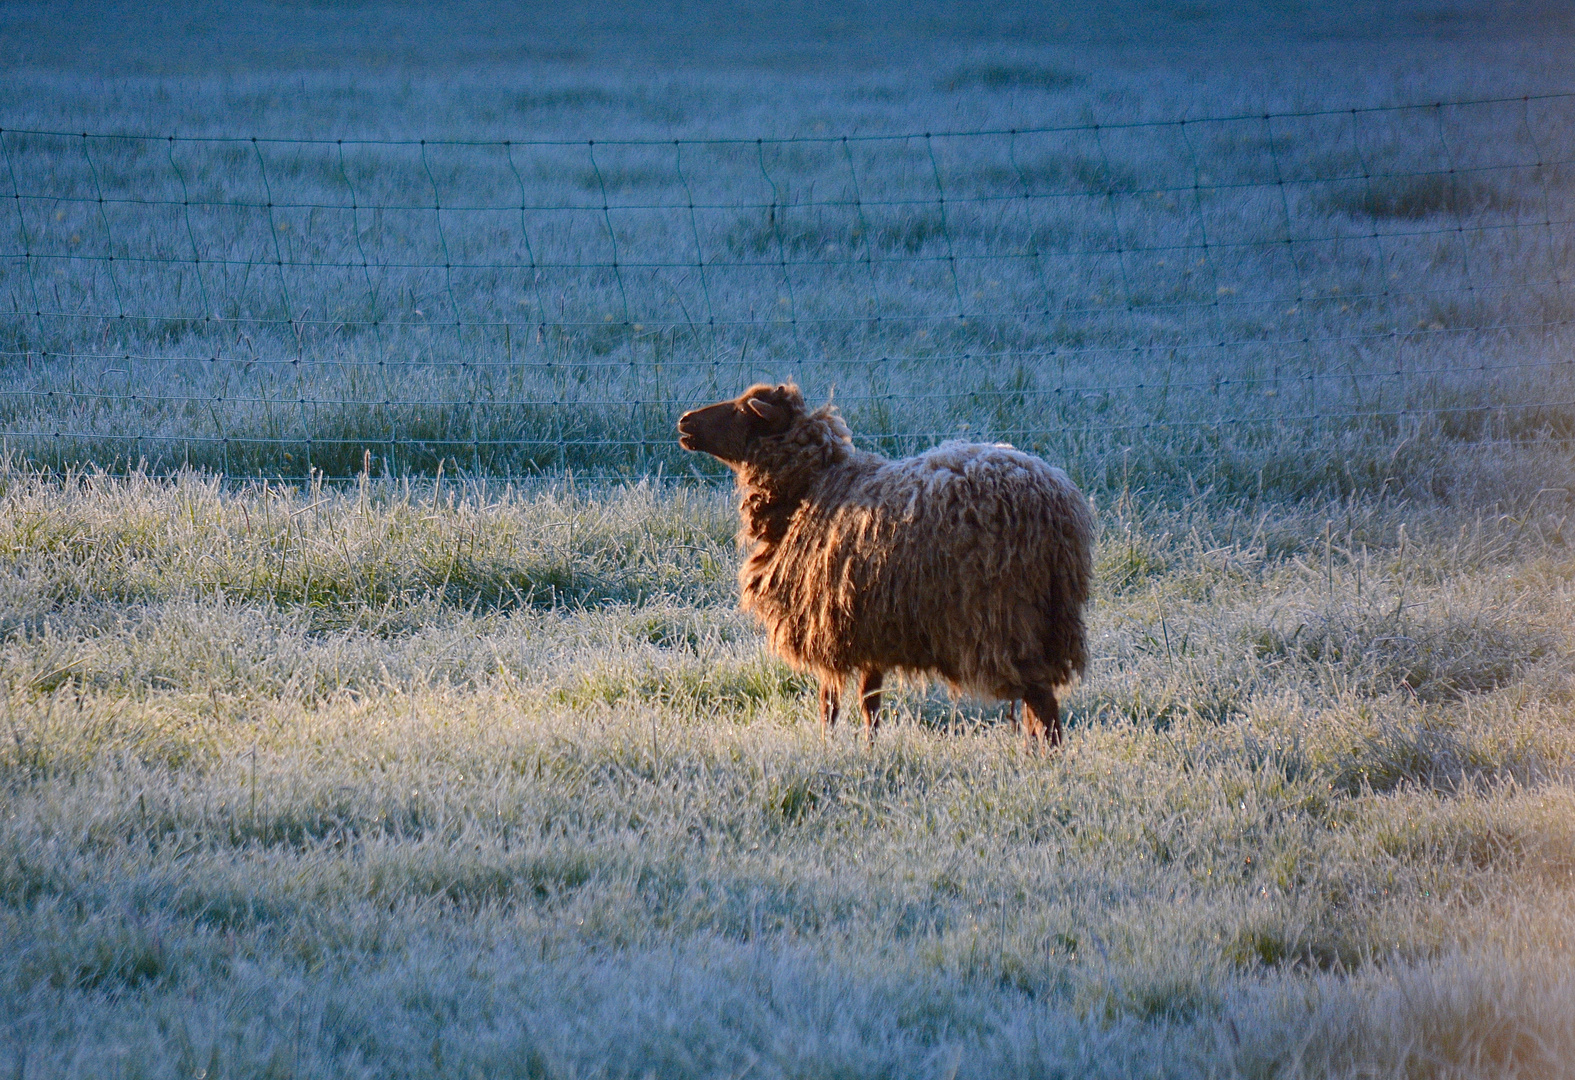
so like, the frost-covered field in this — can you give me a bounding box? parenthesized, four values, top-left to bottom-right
(3, 467, 1575, 1078)
(4, 2, 1575, 490)
(4, 3, 1575, 1077)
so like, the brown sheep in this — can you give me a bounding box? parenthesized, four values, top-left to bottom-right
(677, 382, 1094, 749)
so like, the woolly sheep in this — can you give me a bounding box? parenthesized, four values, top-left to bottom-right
(677, 382, 1094, 749)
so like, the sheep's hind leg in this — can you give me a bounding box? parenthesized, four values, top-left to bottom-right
(818, 679, 841, 737)
(858, 670, 884, 741)
(1020, 685, 1063, 753)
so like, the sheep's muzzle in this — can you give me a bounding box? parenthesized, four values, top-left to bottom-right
(676, 417, 697, 451)
(677, 401, 747, 461)
(675, 408, 708, 452)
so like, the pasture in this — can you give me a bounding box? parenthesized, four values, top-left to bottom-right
(4, 3, 1575, 1076)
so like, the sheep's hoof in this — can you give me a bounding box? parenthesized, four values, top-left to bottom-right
(1020, 686, 1063, 754)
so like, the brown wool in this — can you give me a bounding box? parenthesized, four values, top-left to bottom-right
(678, 382, 1094, 748)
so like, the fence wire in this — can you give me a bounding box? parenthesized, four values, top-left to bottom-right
(3, 93, 1575, 492)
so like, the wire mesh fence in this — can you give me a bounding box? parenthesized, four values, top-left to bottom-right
(3, 92, 1575, 494)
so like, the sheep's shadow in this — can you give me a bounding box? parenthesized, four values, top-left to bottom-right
(873, 685, 1054, 738)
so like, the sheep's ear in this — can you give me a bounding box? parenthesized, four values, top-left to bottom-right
(745, 396, 785, 425)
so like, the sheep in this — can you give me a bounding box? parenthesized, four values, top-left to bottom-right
(677, 382, 1094, 749)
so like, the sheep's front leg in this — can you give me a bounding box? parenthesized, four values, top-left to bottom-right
(1020, 684, 1062, 753)
(818, 679, 841, 735)
(858, 670, 884, 740)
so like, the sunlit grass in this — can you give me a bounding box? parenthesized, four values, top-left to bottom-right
(1, 456, 1572, 1076)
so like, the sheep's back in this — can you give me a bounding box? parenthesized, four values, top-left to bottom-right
(742, 440, 1093, 697)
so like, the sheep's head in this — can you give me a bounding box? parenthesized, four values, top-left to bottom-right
(677, 383, 803, 465)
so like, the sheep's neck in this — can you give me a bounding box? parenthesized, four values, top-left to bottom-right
(735, 419, 856, 547)
(736, 469, 813, 546)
